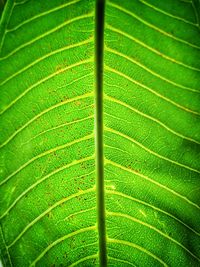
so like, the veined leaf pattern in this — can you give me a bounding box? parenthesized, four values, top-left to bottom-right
(0, 0, 200, 266)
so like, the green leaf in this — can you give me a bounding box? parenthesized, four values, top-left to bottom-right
(0, 0, 200, 266)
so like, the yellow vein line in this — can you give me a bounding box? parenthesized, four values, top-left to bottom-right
(106, 24, 200, 72)
(6, 0, 82, 32)
(104, 66, 200, 116)
(0, 58, 93, 115)
(107, 238, 168, 266)
(104, 111, 132, 125)
(105, 190, 200, 236)
(8, 187, 96, 248)
(108, 256, 136, 266)
(192, 0, 200, 27)
(74, 241, 98, 251)
(104, 82, 199, 125)
(105, 127, 200, 173)
(68, 254, 98, 267)
(0, 13, 94, 60)
(104, 143, 132, 157)
(139, 0, 197, 26)
(105, 159, 200, 210)
(106, 46, 199, 93)
(29, 226, 96, 266)
(0, 92, 93, 148)
(104, 94, 200, 144)
(0, 38, 93, 86)
(108, 2, 200, 50)
(107, 211, 200, 262)
(0, 155, 94, 219)
(63, 206, 96, 222)
(22, 114, 93, 146)
(14, 0, 29, 6)
(0, 0, 15, 51)
(0, 133, 93, 186)
(0, 226, 13, 267)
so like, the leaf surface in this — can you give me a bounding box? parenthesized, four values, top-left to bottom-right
(0, 0, 200, 266)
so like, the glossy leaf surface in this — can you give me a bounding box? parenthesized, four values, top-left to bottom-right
(0, 0, 200, 266)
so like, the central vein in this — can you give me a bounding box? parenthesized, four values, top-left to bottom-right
(95, 0, 107, 266)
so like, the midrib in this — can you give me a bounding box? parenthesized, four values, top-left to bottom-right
(95, 0, 107, 266)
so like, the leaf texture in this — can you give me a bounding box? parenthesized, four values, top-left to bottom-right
(0, 0, 200, 266)
(104, 0, 200, 266)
